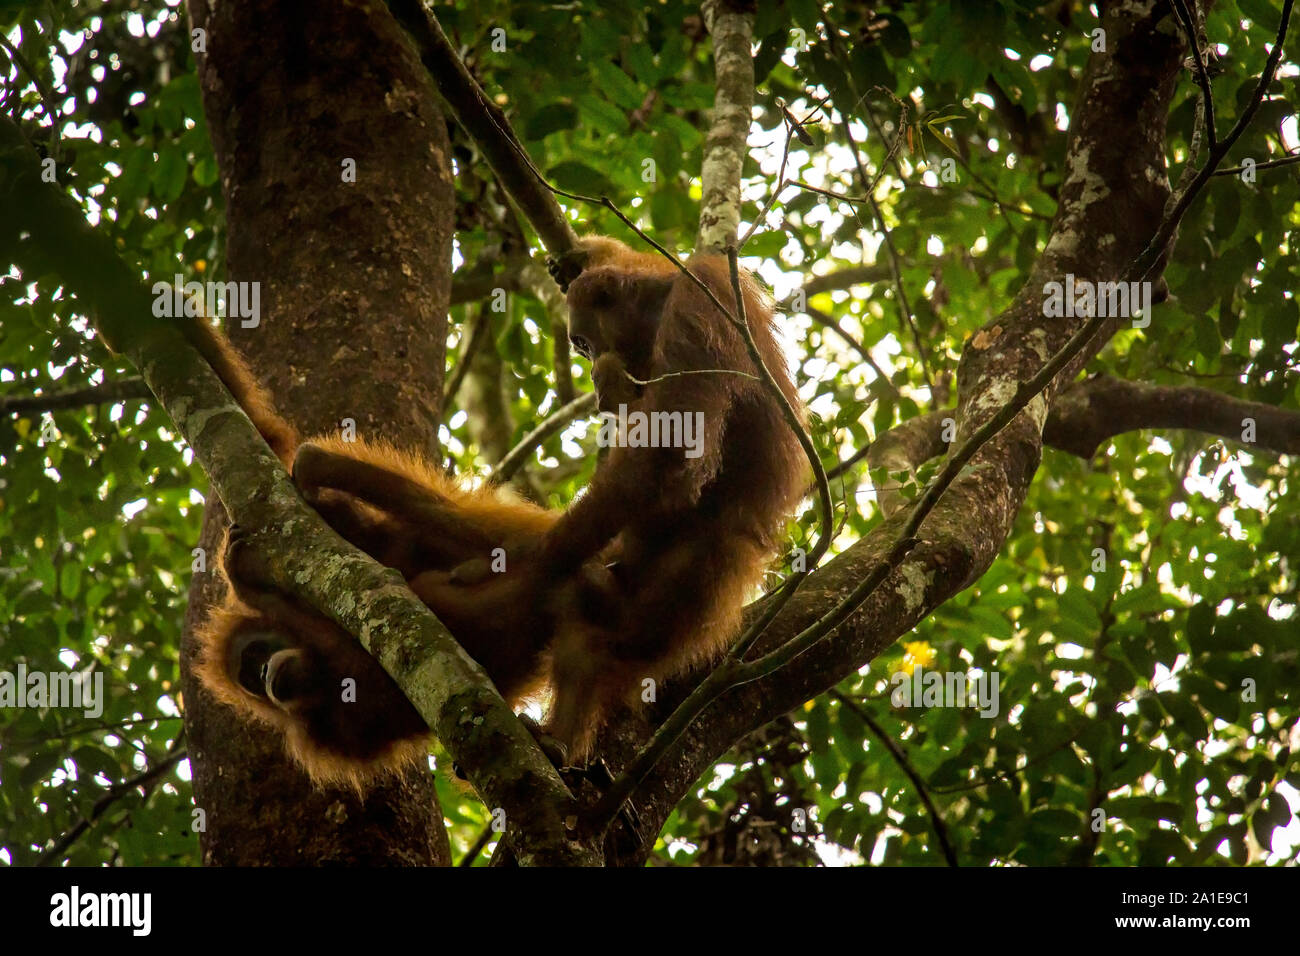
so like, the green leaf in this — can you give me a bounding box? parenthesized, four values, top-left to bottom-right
(1059, 585, 1102, 635)
(1186, 602, 1215, 655)
(623, 43, 660, 87)
(590, 61, 644, 111)
(546, 160, 615, 196)
(153, 145, 189, 203)
(58, 561, 80, 598)
(524, 103, 579, 141)
(1030, 808, 1081, 836)
(1192, 311, 1221, 360)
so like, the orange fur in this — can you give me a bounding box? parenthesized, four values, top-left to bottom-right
(193, 593, 430, 792)
(185, 317, 298, 467)
(534, 238, 807, 758)
(194, 434, 567, 790)
(190, 235, 806, 786)
(187, 314, 569, 789)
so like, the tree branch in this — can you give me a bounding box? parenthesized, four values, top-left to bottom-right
(868, 375, 1300, 497)
(0, 377, 152, 415)
(37, 745, 188, 866)
(1044, 375, 1300, 458)
(385, 1, 577, 256)
(802, 265, 894, 295)
(803, 304, 901, 402)
(593, 0, 1221, 860)
(831, 690, 958, 867)
(490, 391, 597, 485)
(443, 303, 491, 407)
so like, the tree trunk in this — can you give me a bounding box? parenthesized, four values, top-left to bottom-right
(180, 0, 454, 865)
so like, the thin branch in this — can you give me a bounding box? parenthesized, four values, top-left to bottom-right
(625, 366, 760, 388)
(1172, 0, 1217, 149)
(489, 391, 597, 485)
(801, 265, 893, 295)
(720, 248, 834, 649)
(1139, 0, 1295, 286)
(831, 690, 958, 867)
(0, 31, 60, 164)
(823, 440, 875, 484)
(1211, 153, 1300, 176)
(740, 93, 831, 248)
(8, 714, 182, 748)
(36, 746, 188, 866)
(457, 823, 496, 867)
(442, 303, 491, 408)
(804, 303, 900, 401)
(742, 0, 1296, 679)
(385, 1, 577, 254)
(1, 378, 152, 415)
(787, 179, 874, 204)
(387, 1, 827, 545)
(0, 112, 598, 867)
(838, 113, 936, 394)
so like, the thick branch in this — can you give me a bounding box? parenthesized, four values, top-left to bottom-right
(870, 375, 1300, 493)
(385, 1, 577, 256)
(1045, 375, 1300, 457)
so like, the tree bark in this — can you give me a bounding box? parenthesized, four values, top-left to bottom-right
(181, 0, 454, 865)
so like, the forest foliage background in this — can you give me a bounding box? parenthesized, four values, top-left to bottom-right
(0, 0, 1297, 866)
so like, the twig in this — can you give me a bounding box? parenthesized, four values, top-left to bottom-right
(457, 823, 496, 867)
(740, 94, 831, 248)
(8, 714, 182, 747)
(1, 378, 152, 415)
(442, 304, 491, 408)
(1172, 0, 1217, 149)
(0, 31, 60, 164)
(389, 2, 828, 553)
(787, 179, 873, 204)
(839, 113, 936, 395)
(823, 441, 875, 483)
(489, 391, 597, 485)
(36, 746, 188, 866)
(804, 303, 900, 401)
(1211, 153, 1300, 176)
(385, 1, 577, 253)
(831, 690, 958, 867)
